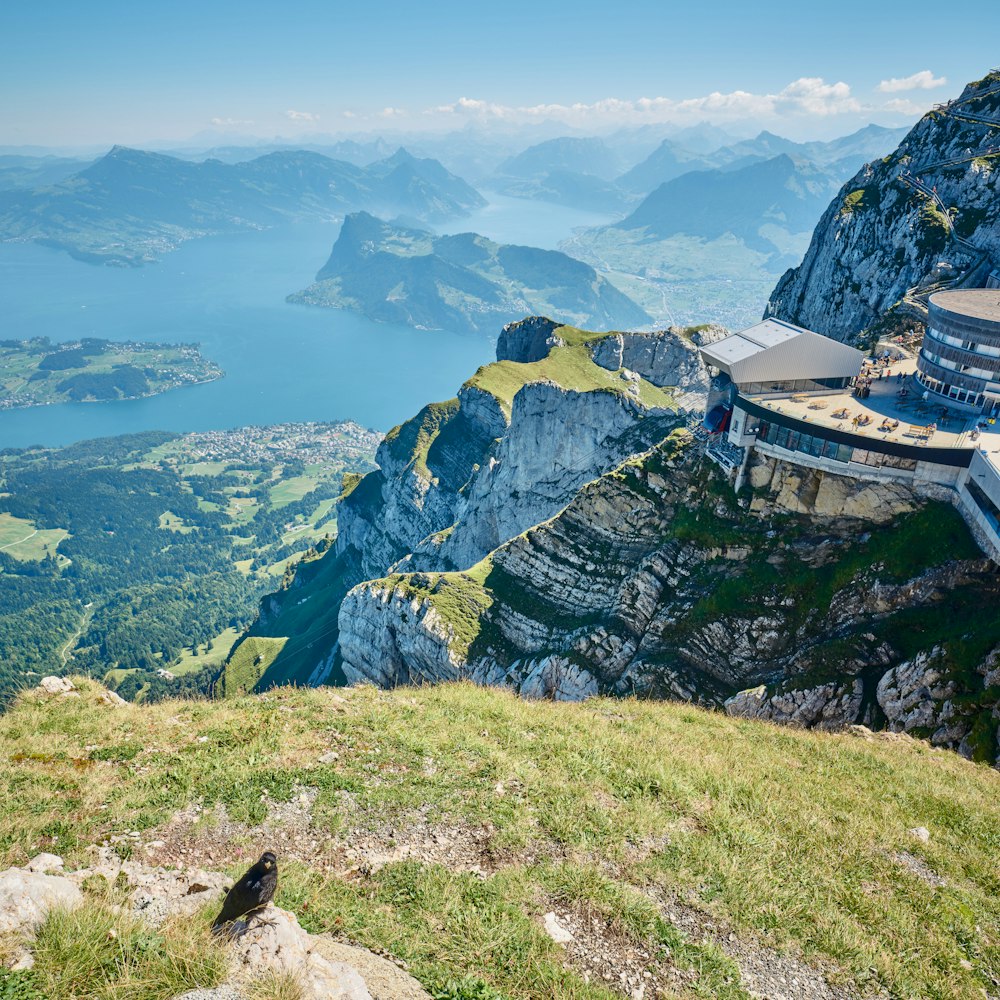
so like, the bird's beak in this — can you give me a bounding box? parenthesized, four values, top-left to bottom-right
(264, 860, 272, 868)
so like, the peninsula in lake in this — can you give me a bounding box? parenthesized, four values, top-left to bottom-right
(0, 338, 223, 409)
(0, 146, 485, 265)
(289, 211, 651, 336)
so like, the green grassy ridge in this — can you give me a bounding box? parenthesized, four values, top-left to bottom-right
(381, 398, 462, 480)
(463, 325, 677, 418)
(378, 562, 495, 660)
(1, 680, 998, 998)
(230, 322, 680, 692)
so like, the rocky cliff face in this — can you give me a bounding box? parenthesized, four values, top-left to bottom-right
(227, 318, 703, 692)
(232, 316, 999, 764)
(336, 441, 1000, 764)
(766, 71, 1000, 340)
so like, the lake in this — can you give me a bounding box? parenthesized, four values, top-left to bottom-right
(0, 197, 616, 449)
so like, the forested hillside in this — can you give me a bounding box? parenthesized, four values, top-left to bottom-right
(0, 423, 379, 702)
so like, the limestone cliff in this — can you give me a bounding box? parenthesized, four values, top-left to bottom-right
(225, 318, 706, 693)
(229, 317, 999, 764)
(766, 71, 1000, 340)
(336, 442, 1000, 764)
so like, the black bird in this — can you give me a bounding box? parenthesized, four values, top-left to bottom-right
(212, 851, 278, 932)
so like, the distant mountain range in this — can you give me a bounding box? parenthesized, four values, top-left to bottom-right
(0, 154, 90, 191)
(551, 125, 912, 330)
(489, 124, 911, 215)
(289, 211, 651, 336)
(0, 146, 485, 265)
(617, 153, 841, 265)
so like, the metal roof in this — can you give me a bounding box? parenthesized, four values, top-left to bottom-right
(930, 289, 1000, 325)
(699, 319, 864, 384)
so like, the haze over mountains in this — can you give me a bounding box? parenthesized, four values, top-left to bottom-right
(482, 123, 910, 213)
(0, 145, 484, 265)
(0, 119, 913, 331)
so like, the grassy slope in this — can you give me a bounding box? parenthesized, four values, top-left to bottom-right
(0, 512, 68, 561)
(1, 680, 998, 999)
(463, 325, 676, 418)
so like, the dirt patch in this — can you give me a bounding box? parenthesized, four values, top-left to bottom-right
(142, 786, 343, 873)
(641, 885, 870, 1000)
(892, 850, 947, 888)
(143, 790, 528, 881)
(335, 794, 498, 878)
(537, 902, 679, 999)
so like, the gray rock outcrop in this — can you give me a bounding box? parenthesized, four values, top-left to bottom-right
(767, 72, 1000, 340)
(590, 325, 724, 392)
(0, 865, 82, 935)
(336, 432, 1000, 760)
(496, 315, 563, 362)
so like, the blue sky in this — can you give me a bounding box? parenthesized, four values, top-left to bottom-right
(3, 0, 999, 147)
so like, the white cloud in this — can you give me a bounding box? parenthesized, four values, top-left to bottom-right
(210, 117, 255, 127)
(378, 107, 404, 118)
(878, 70, 947, 93)
(882, 97, 931, 116)
(341, 110, 357, 119)
(772, 77, 860, 116)
(427, 77, 861, 126)
(285, 109, 319, 122)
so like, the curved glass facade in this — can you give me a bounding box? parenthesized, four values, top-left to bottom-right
(917, 295, 1000, 413)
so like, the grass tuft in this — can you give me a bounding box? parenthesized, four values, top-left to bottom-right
(246, 970, 306, 1000)
(29, 899, 228, 1000)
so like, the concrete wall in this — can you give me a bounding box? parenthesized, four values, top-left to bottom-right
(957, 483, 1000, 562)
(969, 450, 1000, 509)
(738, 436, 998, 562)
(747, 439, 965, 491)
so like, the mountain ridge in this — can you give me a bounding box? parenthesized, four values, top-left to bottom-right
(766, 71, 1000, 340)
(290, 212, 652, 335)
(223, 319, 1000, 771)
(0, 145, 485, 265)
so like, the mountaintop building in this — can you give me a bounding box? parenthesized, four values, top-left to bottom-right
(917, 290, 1000, 414)
(698, 313, 1000, 561)
(699, 318, 863, 394)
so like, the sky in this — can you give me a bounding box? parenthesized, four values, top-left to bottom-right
(3, 0, 999, 149)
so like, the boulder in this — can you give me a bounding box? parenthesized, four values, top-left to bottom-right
(0, 867, 83, 934)
(26, 853, 64, 874)
(311, 939, 432, 1000)
(37, 676, 74, 695)
(227, 904, 373, 1000)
